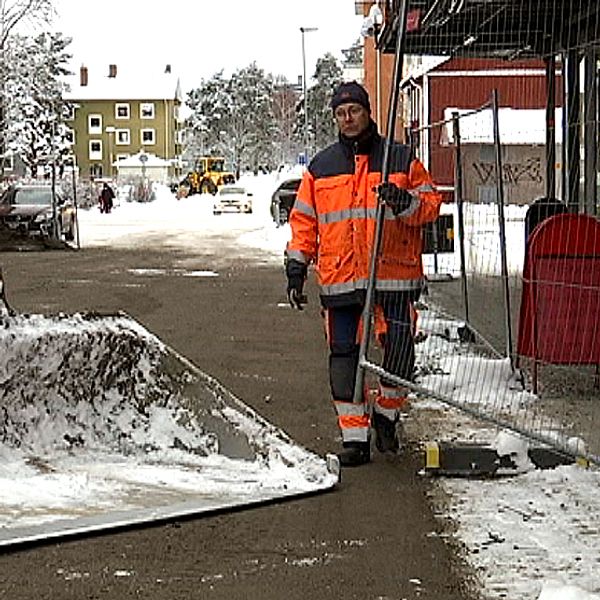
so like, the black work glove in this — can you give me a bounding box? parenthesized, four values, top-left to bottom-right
(285, 258, 308, 310)
(378, 182, 413, 216)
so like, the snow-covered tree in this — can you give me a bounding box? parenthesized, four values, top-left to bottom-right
(296, 53, 344, 158)
(186, 53, 344, 172)
(272, 75, 301, 166)
(0, 0, 55, 176)
(0, 0, 54, 48)
(185, 70, 229, 165)
(186, 63, 278, 174)
(229, 63, 277, 172)
(5, 31, 72, 178)
(311, 53, 344, 152)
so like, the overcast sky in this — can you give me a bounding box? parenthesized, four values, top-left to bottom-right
(52, 0, 365, 92)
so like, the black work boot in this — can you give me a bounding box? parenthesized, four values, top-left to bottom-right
(373, 412, 400, 454)
(338, 441, 371, 467)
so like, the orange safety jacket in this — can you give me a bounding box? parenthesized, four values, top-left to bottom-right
(286, 129, 442, 304)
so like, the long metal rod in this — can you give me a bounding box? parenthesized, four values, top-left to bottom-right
(353, 0, 411, 403)
(452, 112, 470, 324)
(491, 89, 514, 368)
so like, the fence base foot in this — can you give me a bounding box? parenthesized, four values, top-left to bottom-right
(424, 440, 577, 477)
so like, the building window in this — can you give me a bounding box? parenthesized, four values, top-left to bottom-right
(140, 102, 155, 119)
(89, 140, 102, 160)
(64, 129, 75, 145)
(115, 103, 130, 119)
(115, 129, 130, 145)
(90, 164, 103, 178)
(116, 153, 129, 163)
(88, 114, 102, 134)
(140, 128, 155, 145)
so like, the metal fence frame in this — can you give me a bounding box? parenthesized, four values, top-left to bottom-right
(355, 90, 600, 467)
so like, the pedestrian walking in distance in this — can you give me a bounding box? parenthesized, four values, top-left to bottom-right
(99, 182, 115, 214)
(285, 81, 442, 466)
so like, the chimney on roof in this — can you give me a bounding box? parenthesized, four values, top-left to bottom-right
(108, 64, 117, 78)
(165, 64, 172, 74)
(80, 65, 88, 86)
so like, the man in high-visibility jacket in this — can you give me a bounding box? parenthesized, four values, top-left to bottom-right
(285, 81, 442, 466)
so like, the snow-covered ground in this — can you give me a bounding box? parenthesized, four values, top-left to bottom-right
(4, 171, 600, 600)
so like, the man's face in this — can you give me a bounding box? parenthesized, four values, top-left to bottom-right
(334, 103, 370, 138)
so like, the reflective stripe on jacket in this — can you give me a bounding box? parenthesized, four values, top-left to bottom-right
(286, 132, 442, 302)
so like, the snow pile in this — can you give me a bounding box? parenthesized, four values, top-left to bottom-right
(0, 311, 337, 544)
(1, 312, 220, 457)
(539, 582, 600, 600)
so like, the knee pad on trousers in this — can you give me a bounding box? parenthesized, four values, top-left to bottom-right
(329, 348, 359, 401)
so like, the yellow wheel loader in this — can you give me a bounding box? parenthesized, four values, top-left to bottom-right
(177, 156, 236, 197)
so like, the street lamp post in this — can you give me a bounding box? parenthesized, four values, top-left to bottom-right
(105, 126, 115, 179)
(300, 26, 318, 165)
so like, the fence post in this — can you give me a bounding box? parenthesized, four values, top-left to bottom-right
(545, 56, 557, 202)
(491, 89, 514, 367)
(452, 112, 470, 325)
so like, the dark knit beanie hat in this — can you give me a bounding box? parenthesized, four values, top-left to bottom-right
(330, 81, 371, 113)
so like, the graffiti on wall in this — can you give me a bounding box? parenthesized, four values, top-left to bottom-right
(471, 157, 543, 186)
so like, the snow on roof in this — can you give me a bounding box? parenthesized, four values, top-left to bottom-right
(64, 66, 182, 102)
(116, 151, 171, 167)
(403, 55, 450, 84)
(442, 106, 564, 145)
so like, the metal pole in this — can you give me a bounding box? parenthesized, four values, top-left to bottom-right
(0, 102, 5, 183)
(376, 41, 382, 127)
(51, 159, 59, 240)
(301, 29, 307, 163)
(71, 157, 80, 250)
(300, 27, 317, 165)
(491, 89, 514, 367)
(105, 126, 115, 179)
(452, 112, 470, 324)
(353, 0, 411, 403)
(545, 56, 556, 201)
(565, 50, 581, 212)
(584, 49, 598, 215)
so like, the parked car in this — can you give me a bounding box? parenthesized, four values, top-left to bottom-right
(270, 177, 301, 226)
(0, 184, 76, 241)
(212, 184, 253, 215)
